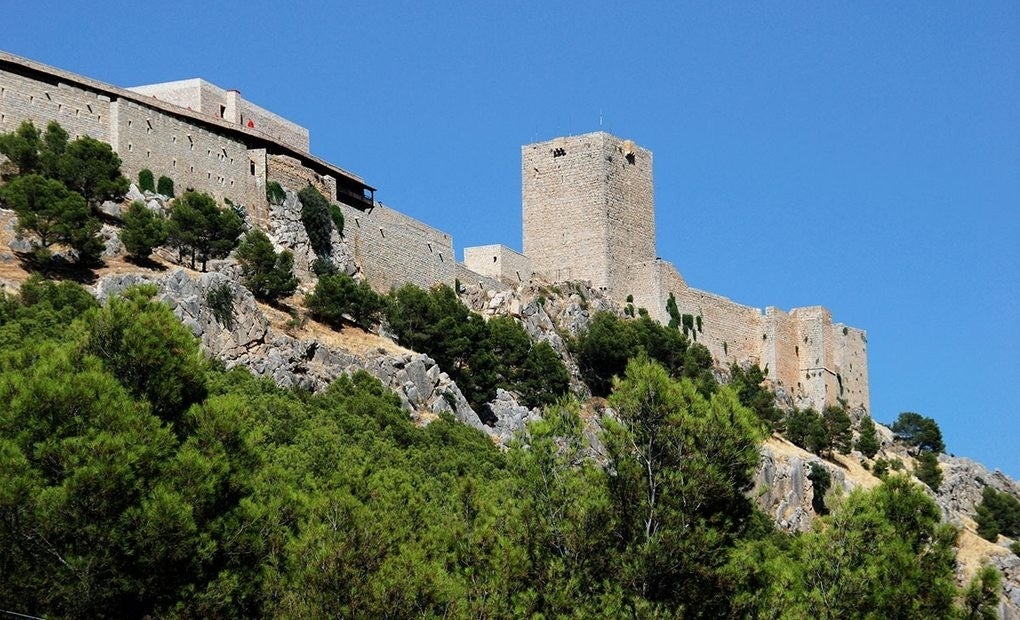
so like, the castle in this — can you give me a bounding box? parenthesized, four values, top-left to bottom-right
(0, 51, 868, 413)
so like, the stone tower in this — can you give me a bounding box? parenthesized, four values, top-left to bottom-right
(522, 131, 656, 298)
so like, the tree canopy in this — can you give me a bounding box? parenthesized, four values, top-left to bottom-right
(167, 190, 243, 271)
(235, 229, 299, 302)
(0, 277, 991, 618)
(891, 411, 946, 454)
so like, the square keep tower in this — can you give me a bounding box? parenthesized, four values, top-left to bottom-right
(522, 131, 656, 298)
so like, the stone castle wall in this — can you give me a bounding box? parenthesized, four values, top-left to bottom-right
(518, 131, 871, 413)
(340, 203, 455, 292)
(523, 132, 656, 296)
(129, 78, 310, 152)
(455, 262, 507, 293)
(623, 258, 870, 412)
(462, 244, 532, 285)
(267, 154, 337, 205)
(0, 66, 112, 143)
(1, 51, 871, 414)
(109, 98, 267, 216)
(0, 52, 369, 226)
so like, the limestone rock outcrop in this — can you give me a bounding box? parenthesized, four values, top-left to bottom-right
(267, 190, 356, 287)
(93, 269, 484, 432)
(459, 279, 622, 398)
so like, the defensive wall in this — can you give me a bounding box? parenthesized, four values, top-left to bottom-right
(128, 78, 310, 153)
(522, 132, 655, 298)
(341, 202, 455, 292)
(462, 244, 532, 286)
(0, 50, 373, 229)
(509, 131, 870, 413)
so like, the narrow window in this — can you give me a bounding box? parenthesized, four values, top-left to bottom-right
(249, 161, 256, 175)
(219, 104, 226, 118)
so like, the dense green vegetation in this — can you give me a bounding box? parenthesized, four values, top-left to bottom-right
(121, 201, 168, 260)
(385, 283, 570, 409)
(975, 486, 1020, 542)
(856, 414, 881, 457)
(306, 271, 387, 329)
(0, 275, 1000, 618)
(570, 310, 715, 397)
(156, 174, 175, 198)
(0, 120, 129, 264)
(0, 119, 1004, 617)
(298, 184, 335, 256)
(235, 229, 299, 302)
(166, 190, 244, 271)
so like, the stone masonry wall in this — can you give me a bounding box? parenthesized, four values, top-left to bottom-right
(523, 133, 609, 287)
(110, 99, 267, 215)
(341, 203, 455, 292)
(130, 78, 310, 152)
(603, 136, 656, 300)
(828, 323, 869, 411)
(523, 132, 656, 296)
(763, 307, 801, 397)
(0, 67, 111, 142)
(267, 153, 337, 204)
(790, 307, 837, 409)
(462, 244, 532, 285)
(455, 262, 507, 293)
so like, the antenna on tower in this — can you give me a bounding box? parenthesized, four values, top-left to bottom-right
(599, 110, 603, 128)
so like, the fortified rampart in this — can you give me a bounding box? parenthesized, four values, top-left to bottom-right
(129, 78, 310, 153)
(341, 202, 455, 292)
(0, 51, 374, 228)
(522, 132, 655, 299)
(506, 131, 869, 413)
(0, 51, 869, 413)
(462, 244, 532, 286)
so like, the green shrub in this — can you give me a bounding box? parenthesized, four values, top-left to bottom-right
(266, 180, 286, 205)
(305, 273, 385, 330)
(206, 283, 235, 328)
(166, 190, 242, 271)
(975, 487, 1020, 542)
(311, 257, 339, 277)
(855, 415, 880, 458)
(808, 462, 832, 514)
(329, 203, 344, 236)
(891, 411, 945, 453)
(571, 310, 716, 398)
(121, 201, 167, 259)
(386, 283, 569, 409)
(298, 185, 332, 256)
(157, 175, 175, 197)
(914, 450, 943, 492)
(138, 168, 155, 193)
(235, 229, 299, 302)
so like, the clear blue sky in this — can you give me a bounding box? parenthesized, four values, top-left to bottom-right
(5, 2, 1019, 475)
